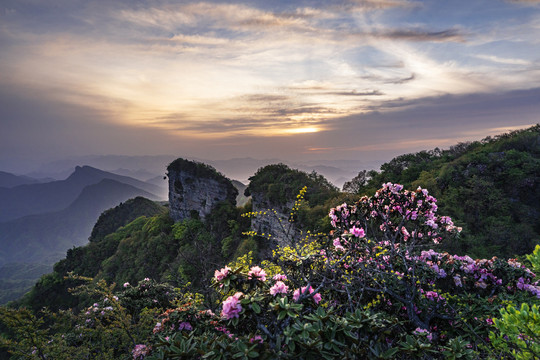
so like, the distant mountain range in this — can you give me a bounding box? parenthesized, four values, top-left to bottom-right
(0, 165, 166, 222)
(0, 170, 52, 188)
(19, 155, 376, 188)
(0, 166, 167, 303)
(0, 178, 157, 266)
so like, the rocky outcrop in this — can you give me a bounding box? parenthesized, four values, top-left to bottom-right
(167, 158, 238, 222)
(249, 191, 300, 247)
(244, 164, 338, 246)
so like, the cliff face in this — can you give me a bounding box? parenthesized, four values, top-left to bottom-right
(249, 192, 300, 247)
(167, 158, 238, 222)
(244, 164, 338, 247)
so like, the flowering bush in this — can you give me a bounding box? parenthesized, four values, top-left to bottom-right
(145, 183, 540, 359)
(2, 184, 539, 359)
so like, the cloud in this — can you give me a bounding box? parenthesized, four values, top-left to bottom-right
(322, 90, 385, 96)
(1, 0, 539, 167)
(369, 28, 465, 42)
(475, 54, 531, 65)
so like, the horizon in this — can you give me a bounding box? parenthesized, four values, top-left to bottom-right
(1, 0, 540, 173)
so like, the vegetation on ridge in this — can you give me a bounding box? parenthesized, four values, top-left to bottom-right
(345, 124, 540, 259)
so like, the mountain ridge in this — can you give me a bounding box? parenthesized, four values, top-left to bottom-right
(0, 165, 163, 222)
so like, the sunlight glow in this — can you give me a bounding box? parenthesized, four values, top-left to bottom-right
(283, 127, 321, 134)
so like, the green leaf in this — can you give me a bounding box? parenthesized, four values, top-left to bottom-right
(251, 302, 261, 314)
(381, 347, 400, 359)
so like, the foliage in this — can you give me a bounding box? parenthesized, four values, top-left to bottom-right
(90, 197, 166, 242)
(350, 124, 540, 258)
(245, 163, 338, 209)
(526, 244, 540, 275)
(2, 183, 540, 359)
(490, 303, 540, 360)
(1, 276, 162, 359)
(146, 183, 540, 359)
(16, 195, 253, 312)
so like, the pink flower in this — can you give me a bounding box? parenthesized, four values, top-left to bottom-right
(425, 291, 444, 302)
(248, 266, 267, 281)
(350, 226, 365, 238)
(293, 286, 321, 303)
(273, 274, 287, 281)
(250, 335, 264, 344)
(333, 238, 345, 252)
(221, 292, 243, 319)
(270, 281, 289, 296)
(178, 321, 192, 331)
(132, 344, 150, 359)
(123, 282, 130, 287)
(214, 266, 231, 282)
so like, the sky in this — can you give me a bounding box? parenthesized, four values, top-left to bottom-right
(1, 0, 539, 174)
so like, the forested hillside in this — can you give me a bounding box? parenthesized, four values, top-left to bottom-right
(345, 124, 540, 258)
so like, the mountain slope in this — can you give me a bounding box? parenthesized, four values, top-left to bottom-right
(0, 171, 44, 188)
(0, 179, 157, 266)
(353, 124, 540, 258)
(0, 165, 162, 222)
(0, 180, 160, 304)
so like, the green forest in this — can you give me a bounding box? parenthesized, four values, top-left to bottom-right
(1, 125, 539, 359)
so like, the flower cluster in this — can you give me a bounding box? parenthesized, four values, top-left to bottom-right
(221, 292, 243, 319)
(270, 281, 288, 296)
(247, 266, 267, 281)
(293, 286, 322, 304)
(214, 266, 231, 282)
(329, 183, 461, 248)
(132, 344, 150, 359)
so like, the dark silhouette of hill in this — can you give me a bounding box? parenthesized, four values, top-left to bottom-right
(0, 171, 44, 188)
(89, 196, 167, 243)
(0, 165, 162, 222)
(0, 179, 157, 266)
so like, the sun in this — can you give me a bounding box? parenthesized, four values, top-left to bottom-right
(283, 127, 320, 134)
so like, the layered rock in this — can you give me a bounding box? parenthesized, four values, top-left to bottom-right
(245, 164, 338, 246)
(248, 192, 300, 247)
(167, 158, 237, 222)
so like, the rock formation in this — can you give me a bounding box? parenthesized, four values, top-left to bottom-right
(167, 158, 238, 222)
(248, 191, 300, 247)
(244, 164, 338, 246)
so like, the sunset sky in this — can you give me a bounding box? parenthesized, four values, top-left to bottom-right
(1, 0, 539, 173)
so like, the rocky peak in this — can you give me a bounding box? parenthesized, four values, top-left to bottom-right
(167, 158, 238, 222)
(245, 164, 338, 246)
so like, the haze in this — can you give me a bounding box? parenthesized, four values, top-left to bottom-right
(1, 0, 539, 174)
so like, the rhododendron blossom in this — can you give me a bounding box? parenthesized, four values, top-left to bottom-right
(269, 281, 288, 296)
(293, 286, 321, 303)
(350, 226, 365, 238)
(333, 238, 345, 252)
(221, 292, 243, 319)
(214, 266, 231, 282)
(272, 274, 287, 281)
(178, 321, 193, 331)
(248, 266, 267, 281)
(132, 344, 150, 359)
